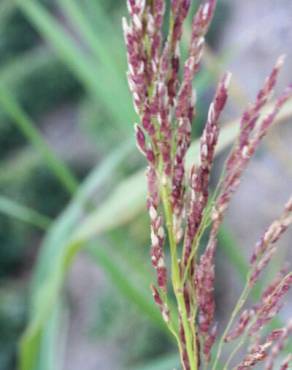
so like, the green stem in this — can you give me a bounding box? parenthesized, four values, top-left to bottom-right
(161, 182, 198, 370)
(222, 332, 248, 370)
(212, 283, 250, 370)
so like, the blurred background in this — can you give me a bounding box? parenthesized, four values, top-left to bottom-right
(0, 1, 291, 370)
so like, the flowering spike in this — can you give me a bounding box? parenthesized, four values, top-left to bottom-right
(249, 196, 292, 285)
(124, 1, 292, 369)
(235, 343, 272, 369)
(195, 239, 216, 336)
(264, 320, 292, 370)
(249, 273, 292, 335)
(183, 73, 231, 266)
(225, 309, 253, 343)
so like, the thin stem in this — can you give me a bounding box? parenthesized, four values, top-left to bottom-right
(222, 332, 248, 370)
(182, 191, 217, 284)
(165, 314, 185, 367)
(161, 181, 198, 370)
(212, 282, 250, 370)
(224, 272, 292, 369)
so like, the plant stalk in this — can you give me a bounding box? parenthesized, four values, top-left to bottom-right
(161, 181, 198, 370)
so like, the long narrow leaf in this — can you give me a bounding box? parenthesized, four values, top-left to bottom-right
(134, 353, 180, 370)
(0, 47, 53, 89)
(0, 148, 39, 185)
(0, 195, 51, 230)
(20, 141, 135, 370)
(16, 0, 134, 128)
(58, 0, 128, 97)
(0, 85, 78, 194)
(38, 302, 64, 370)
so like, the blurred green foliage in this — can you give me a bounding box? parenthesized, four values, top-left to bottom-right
(0, 2, 84, 367)
(91, 284, 173, 366)
(0, 286, 26, 369)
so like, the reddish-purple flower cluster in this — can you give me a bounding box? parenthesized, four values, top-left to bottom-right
(234, 321, 292, 370)
(196, 59, 292, 368)
(124, 1, 292, 369)
(223, 272, 292, 368)
(250, 197, 292, 285)
(222, 201, 292, 366)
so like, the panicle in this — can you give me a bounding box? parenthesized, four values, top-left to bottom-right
(183, 73, 231, 266)
(200, 62, 292, 302)
(194, 59, 291, 368)
(195, 239, 216, 335)
(125, 1, 292, 369)
(249, 86, 292, 148)
(125, 0, 215, 323)
(213, 58, 289, 231)
(164, 0, 191, 104)
(176, 0, 217, 121)
(236, 55, 285, 152)
(236, 325, 290, 370)
(261, 268, 288, 302)
(249, 273, 292, 335)
(235, 327, 288, 370)
(224, 309, 253, 343)
(249, 196, 292, 285)
(170, 0, 219, 222)
(235, 342, 271, 369)
(264, 320, 292, 370)
(190, 74, 232, 350)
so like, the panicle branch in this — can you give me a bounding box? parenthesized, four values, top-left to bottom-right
(124, 1, 292, 369)
(264, 320, 292, 370)
(250, 196, 292, 285)
(183, 72, 231, 267)
(233, 321, 292, 370)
